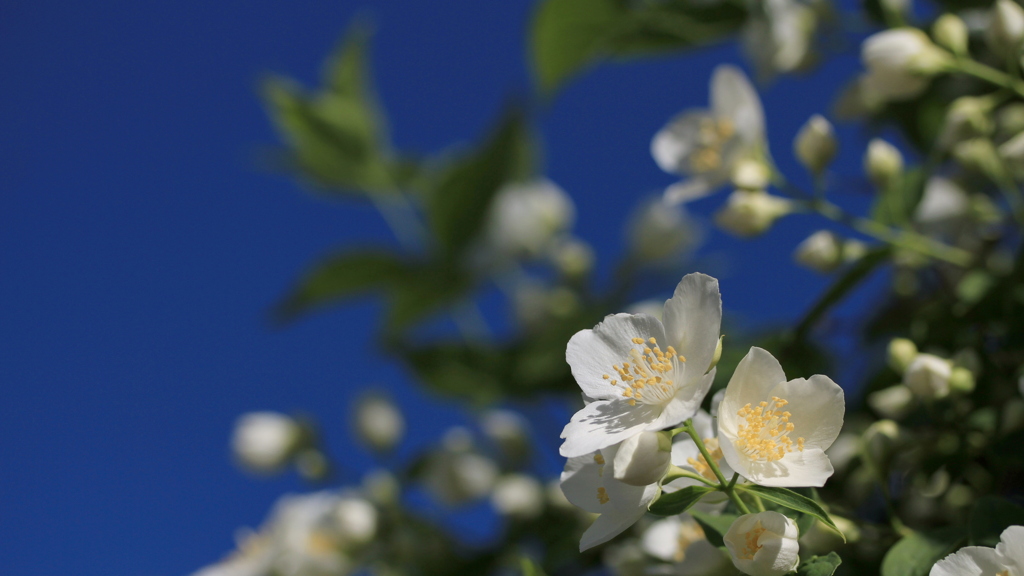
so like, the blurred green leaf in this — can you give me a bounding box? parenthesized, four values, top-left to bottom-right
(275, 250, 409, 321)
(872, 168, 926, 226)
(649, 485, 717, 516)
(384, 261, 472, 332)
(530, 0, 746, 94)
(881, 527, 966, 576)
(426, 107, 534, 257)
(798, 552, 842, 576)
(969, 496, 1024, 546)
(520, 557, 547, 576)
(689, 511, 737, 548)
(739, 485, 843, 540)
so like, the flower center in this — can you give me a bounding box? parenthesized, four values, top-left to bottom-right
(735, 397, 805, 462)
(687, 437, 724, 480)
(674, 520, 706, 562)
(602, 337, 684, 406)
(690, 117, 735, 172)
(739, 522, 766, 560)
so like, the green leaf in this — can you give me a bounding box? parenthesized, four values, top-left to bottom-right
(530, 0, 746, 93)
(689, 511, 738, 548)
(384, 262, 472, 332)
(425, 106, 533, 256)
(794, 246, 892, 339)
(739, 485, 844, 541)
(969, 496, 1024, 547)
(274, 250, 409, 321)
(649, 485, 717, 516)
(881, 526, 966, 576)
(797, 552, 842, 576)
(263, 24, 398, 194)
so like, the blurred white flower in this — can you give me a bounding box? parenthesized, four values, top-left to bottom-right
(794, 230, 842, 273)
(560, 273, 721, 458)
(718, 347, 845, 487)
(743, 0, 817, 76)
(940, 97, 994, 149)
(192, 532, 274, 576)
(642, 514, 731, 574)
(860, 28, 950, 103)
(232, 412, 300, 473)
(652, 65, 767, 203)
(794, 115, 837, 175)
(612, 430, 673, 486)
(914, 177, 970, 228)
(549, 236, 595, 277)
(485, 178, 575, 259)
(491, 473, 545, 519)
(268, 492, 357, 576)
(354, 395, 404, 453)
(865, 138, 904, 186)
(930, 525, 1024, 576)
(903, 353, 953, 399)
(333, 496, 377, 546)
(868, 384, 916, 420)
(988, 0, 1024, 55)
(627, 196, 701, 263)
(723, 511, 800, 576)
(714, 190, 792, 238)
(480, 409, 531, 463)
(424, 428, 499, 505)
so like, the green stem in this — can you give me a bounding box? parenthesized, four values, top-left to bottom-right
(750, 492, 766, 512)
(811, 200, 973, 267)
(662, 465, 718, 487)
(953, 58, 1024, 99)
(682, 420, 751, 514)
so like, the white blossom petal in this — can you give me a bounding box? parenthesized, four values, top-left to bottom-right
(996, 526, 1024, 571)
(661, 273, 723, 378)
(560, 399, 660, 458)
(653, 368, 717, 431)
(711, 65, 765, 144)
(566, 313, 669, 401)
(930, 546, 1006, 576)
(664, 179, 715, 204)
(767, 375, 845, 449)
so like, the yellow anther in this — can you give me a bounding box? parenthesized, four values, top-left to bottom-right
(602, 374, 610, 379)
(734, 395, 801, 462)
(632, 337, 644, 344)
(597, 487, 610, 505)
(666, 346, 677, 355)
(678, 355, 686, 362)
(594, 454, 605, 465)
(628, 399, 636, 406)
(648, 337, 657, 344)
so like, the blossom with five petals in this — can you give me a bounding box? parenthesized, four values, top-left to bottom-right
(930, 525, 1024, 576)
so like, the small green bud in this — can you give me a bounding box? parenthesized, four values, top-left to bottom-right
(865, 138, 904, 187)
(888, 338, 919, 373)
(932, 14, 969, 56)
(709, 335, 724, 373)
(794, 114, 838, 174)
(949, 366, 976, 393)
(953, 138, 1006, 182)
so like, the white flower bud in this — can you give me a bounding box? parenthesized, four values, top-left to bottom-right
(334, 496, 378, 545)
(880, 0, 911, 16)
(714, 190, 792, 238)
(888, 338, 918, 373)
(723, 511, 800, 576)
(549, 236, 595, 277)
(953, 138, 1006, 181)
(843, 239, 868, 262)
(904, 353, 953, 399)
(867, 384, 916, 419)
(627, 197, 700, 262)
(933, 14, 969, 55)
(732, 159, 772, 190)
(999, 131, 1024, 177)
(611, 430, 673, 486)
(709, 335, 725, 373)
(997, 103, 1024, 139)
(940, 97, 994, 148)
(490, 473, 544, 519)
(861, 28, 951, 102)
(232, 412, 300, 473)
(865, 139, 904, 186)
(863, 419, 903, 466)
(794, 230, 843, 273)
(988, 0, 1024, 55)
(794, 115, 838, 174)
(949, 366, 976, 393)
(486, 179, 575, 259)
(355, 396, 404, 452)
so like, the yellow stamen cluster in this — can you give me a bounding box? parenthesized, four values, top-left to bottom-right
(738, 522, 766, 559)
(594, 453, 605, 477)
(674, 520, 706, 562)
(596, 487, 610, 505)
(690, 117, 736, 172)
(734, 397, 805, 462)
(686, 437, 724, 480)
(602, 336, 683, 406)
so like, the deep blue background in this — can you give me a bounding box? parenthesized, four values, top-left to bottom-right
(1, 1, 887, 574)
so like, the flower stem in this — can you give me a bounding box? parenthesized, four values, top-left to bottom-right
(662, 465, 718, 487)
(953, 58, 1024, 99)
(682, 419, 751, 514)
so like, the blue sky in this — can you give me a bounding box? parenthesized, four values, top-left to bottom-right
(1, 1, 885, 574)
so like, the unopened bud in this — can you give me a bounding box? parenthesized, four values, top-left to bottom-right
(550, 236, 594, 278)
(888, 338, 918, 373)
(865, 139, 904, 186)
(843, 239, 869, 262)
(714, 190, 793, 238)
(999, 131, 1024, 177)
(997, 103, 1024, 139)
(941, 97, 994, 148)
(795, 115, 838, 174)
(491, 473, 544, 519)
(724, 512, 800, 576)
(868, 384, 916, 420)
(355, 396, 405, 453)
(611, 430, 673, 486)
(953, 138, 1006, 182)
(795, 230, 843, 273)
(933, 14, 969, 56)
(904, 353, 953, 399)
(949, 366, 976, 394)
(731, 159, 772, 190)
(232, 411, 301, 473)
(709, 336, 724, 373)
(988, 0, 1024, 56)
(864, 419, 903, 465)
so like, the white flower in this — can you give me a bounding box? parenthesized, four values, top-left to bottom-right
(612, 430, 674, 486)
(868, 384, 916, 419)
(424, 427, 500, 505)
(232, 412, 300, 473)
(861, 28, 950, 103)
(989, 0, 1024, 55)
(723, 511, 800, 576)
(333, 496, 377, 545)
(714, 191, 792, 238)
(914, 177, 970, 229)
(491, 473, 545, 519)
(192, 532, 275, 576)
(931, 525, 1024, 576)
(485, 178, 575, 259)
(903, 353, 953, 399)
(560, 450, 662, 551)
(560, 273, 722, 458)
(268, 492, 354, 576)
(652, 65, 767, 203)
(627, 196, 701, 263)
(743, 0, 817, 76)
(794, 230, 843, 273)
(354, 395, 404, 452)
(794, 115, 837, 175)
(642, 514, 732, 575)
(718, 347, 844, 487)
(865, 138, 904, 186)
